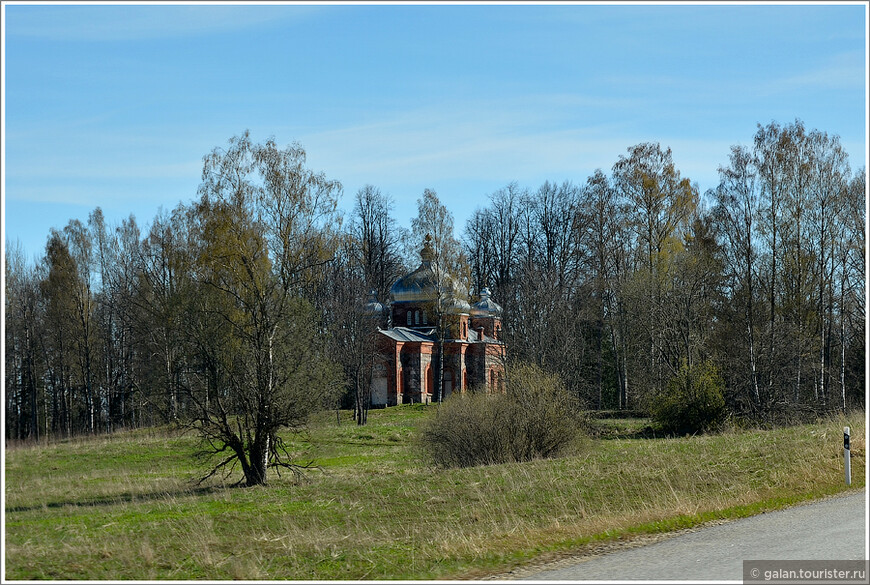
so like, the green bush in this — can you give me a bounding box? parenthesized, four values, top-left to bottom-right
(652, 360, 727, 435)
(421, 363, 584, 468)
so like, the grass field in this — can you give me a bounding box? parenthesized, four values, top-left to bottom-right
(4, 406, 865, 580)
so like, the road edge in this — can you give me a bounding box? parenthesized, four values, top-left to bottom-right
(463, 488, 867, 581)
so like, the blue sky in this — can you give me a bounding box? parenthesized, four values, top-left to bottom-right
(3, 1, 867, 263)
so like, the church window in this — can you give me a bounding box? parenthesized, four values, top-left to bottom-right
(415, 310, 420, 325)
(423, 311, 427, 324)
(406, 311, 412, 326)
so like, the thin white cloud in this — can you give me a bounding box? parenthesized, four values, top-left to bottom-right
(762, 51, 866, 94)
(296, 97, 726, 196)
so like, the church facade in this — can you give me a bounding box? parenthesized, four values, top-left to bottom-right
(366, 235, 506, 406)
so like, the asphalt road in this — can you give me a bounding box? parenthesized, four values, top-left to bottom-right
(522, 490, 867, 581)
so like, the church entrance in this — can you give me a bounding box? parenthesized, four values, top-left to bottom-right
(371, 364, 388, 407)
(443, 369, 454, 399)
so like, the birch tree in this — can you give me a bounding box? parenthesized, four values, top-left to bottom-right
(187, 132, 342, 486)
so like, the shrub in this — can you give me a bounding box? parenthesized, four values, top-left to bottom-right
(421, 363, 584, 468)
(652, 360, 727, 435)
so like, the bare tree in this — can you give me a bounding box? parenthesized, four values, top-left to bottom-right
(186, 132, 343, 486)
(612, 143, 698, 403)
(581, 170, 620, 409)
(350, 185, 409, 306)
(320, 240, 383, 424)
(135, 206, 194, 424)
(5, 241, 44, 440)
(712, 145, 763, 409)
(838, 170, 865, 410)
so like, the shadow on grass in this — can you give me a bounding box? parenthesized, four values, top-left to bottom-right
(5, 484, 223, 514)
(586, 412, 662, 440)
(593, 425, 661, 440)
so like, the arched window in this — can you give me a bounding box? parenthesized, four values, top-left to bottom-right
(406, 311, 412, 326)
(423, 311, 427, 324)
(495, 324, 501, 339)
(415, 310, 420, 325)
(425, 364, 434, 400)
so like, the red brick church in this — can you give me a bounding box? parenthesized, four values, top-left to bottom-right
(366, 235, 506, 406)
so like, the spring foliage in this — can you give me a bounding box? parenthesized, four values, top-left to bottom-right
(652, 360, 727, 435)
(421, 363, 584, 468)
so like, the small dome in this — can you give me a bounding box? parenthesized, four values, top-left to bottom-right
(471, 286, 502, 316)
(363, 289, 386, 316)
(444, 294, 472, 315)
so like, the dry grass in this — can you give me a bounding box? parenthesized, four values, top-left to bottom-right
(4, 407, 865, 580)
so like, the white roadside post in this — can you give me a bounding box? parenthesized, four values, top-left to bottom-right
(844, 426, 851, 486)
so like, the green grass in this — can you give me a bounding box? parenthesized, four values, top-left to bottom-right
(4, 406, 865, 580)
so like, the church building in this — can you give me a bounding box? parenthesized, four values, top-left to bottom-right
(366, 235, 506, 406)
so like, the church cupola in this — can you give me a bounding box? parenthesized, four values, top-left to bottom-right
(470, 286, 503, 339)
(363, 289, 387, 327)
(419, 233, 435, 265)
(471, 286, 502, 317)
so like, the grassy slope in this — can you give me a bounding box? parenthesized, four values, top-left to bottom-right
(4, 406, 865, 580)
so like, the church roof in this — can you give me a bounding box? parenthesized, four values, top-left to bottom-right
(363, 289, 386, 316)
(390, 265, 437, 303)
(443, 295, 472, 314)
(467, 327, 501, 344)
(471, 287, 502, 316)
(377, 326, 502, 345)
(390, 235, 438, 303)
(389, 234, 471, 314)
(378, 327, 436, 343)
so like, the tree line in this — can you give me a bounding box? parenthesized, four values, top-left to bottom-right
(465, 120, 865, 420)
(5, 119, 866, 445)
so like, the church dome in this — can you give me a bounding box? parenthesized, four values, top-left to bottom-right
(471, 286, 502, 316)
(363, 289, 386, 316)
(390, 236, 438, 303)
(443, 294, 472, 315)
(389, 234, 471, 314)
